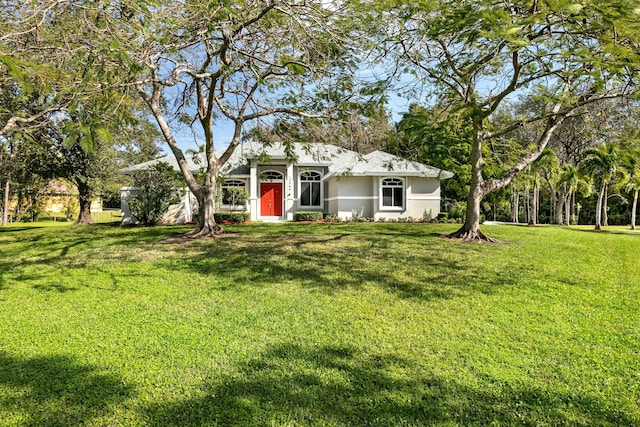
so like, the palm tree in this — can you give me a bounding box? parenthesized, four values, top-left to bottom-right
(580, 144, 624, 230)
(560, 164, 592, 225)
(623, 150, 640, 231)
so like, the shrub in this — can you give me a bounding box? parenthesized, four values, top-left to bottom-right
(128, 163, 182, 225)
(294, 211, 323, 221)
(422, 209, 434, 223)
(214, 212, 250, 223)
(323, 213, 340, 223)
(448, 202, 467, 220)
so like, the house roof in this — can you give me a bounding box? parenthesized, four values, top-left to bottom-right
(120, 141, 453, 179)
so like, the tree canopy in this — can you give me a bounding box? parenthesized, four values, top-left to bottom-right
(372, 0, 640, 240)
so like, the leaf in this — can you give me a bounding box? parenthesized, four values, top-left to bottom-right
(0, 54, 34, 94)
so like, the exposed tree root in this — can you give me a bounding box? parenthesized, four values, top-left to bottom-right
(185, 223, 225, 238)
(446, 227, 502, 243)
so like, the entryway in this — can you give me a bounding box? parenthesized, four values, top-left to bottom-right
(260, 182, 283, 217)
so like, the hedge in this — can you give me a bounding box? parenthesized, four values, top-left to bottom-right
(294, 211, 323, 221)
(214, 212, 250, 223)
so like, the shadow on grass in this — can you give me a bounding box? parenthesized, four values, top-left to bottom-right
(0, 351, 133, 425)
(0, 223, 530, 301)
(144, 342, 634, 426)
(159, 229, 528, 301)
(0, 225, 188, 291)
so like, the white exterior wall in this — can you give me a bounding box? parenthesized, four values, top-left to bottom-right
(372, 176, 442, 220)
(329, 176, 375, 219)
(403, 176, 441, 219)
(322, 176, 443, 220)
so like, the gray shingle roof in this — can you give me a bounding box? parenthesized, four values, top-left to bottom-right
(120, 141, 453, 179)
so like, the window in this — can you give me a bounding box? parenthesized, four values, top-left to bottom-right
(381, 178, 404, 209)
(299, 170, 322, 208)
(261, 170, 283, 181)
(221, 179, 246, 206)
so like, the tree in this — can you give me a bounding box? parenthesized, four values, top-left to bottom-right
(129, 163, 182, 225)
(99, 0, 364, 237)
(247, 104, 395, 155)
(622, 148, 640, 230)
(580, 144, 625, 230)
(1, 1, 156, 225)
(376, 0, 640, 240)
(392, 103, 472, 203)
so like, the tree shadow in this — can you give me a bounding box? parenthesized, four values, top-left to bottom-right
(143, 342, 635, 426)
(0, 351, 133, 426)
(159, 229, 529, 301)
(0, 225, 187, 291)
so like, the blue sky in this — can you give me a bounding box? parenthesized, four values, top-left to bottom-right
(164, 91, 412, 156)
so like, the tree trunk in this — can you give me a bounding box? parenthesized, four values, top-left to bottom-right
(188, 184, 223, 237)
(631, 189, 638, 231)
(602, 182, 609, 227)
(594, 181, 605, 230)
(75, 182, 93, 224)
(2, 179, 9, 226)
(511, 189, 519, 223)
(448, 128, 497, 242)
(553, 194, 565, 225)
(530, 181, 538, 225)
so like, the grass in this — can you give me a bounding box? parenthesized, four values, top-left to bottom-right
(0, 222, 638, 426)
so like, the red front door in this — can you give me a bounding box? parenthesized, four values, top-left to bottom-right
(260, 182, 282, 216)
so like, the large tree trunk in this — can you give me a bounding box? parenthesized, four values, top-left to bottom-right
(75, 182, 93, 224)
(448, 128, 497, 242)
(553, 192, 565, 225)
(188, 177, 223, 238)
(631, 189, 638, 231)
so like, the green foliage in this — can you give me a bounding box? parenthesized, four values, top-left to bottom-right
(213, 212, 250, 224)
(392, 104, 472, 201)
(0, 224, 639, 425)
(294, 211, 323, 221)
(323, 213, 340, 222)
(448, 201, 467, 220)
(128, 163, 181, 225)
(63, 197, 79, 221)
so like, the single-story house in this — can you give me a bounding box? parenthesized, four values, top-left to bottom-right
(120, 141, 453, 224)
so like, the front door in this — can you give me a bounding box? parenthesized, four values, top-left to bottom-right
(260, 182, 282, 217)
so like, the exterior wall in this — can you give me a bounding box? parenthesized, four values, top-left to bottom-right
(330, 176, 376, 219)
(371, 176, 442, 220)
(404, 176, 441, 219)
(326, 177, 340, 217)
(323, 176, 443, 221)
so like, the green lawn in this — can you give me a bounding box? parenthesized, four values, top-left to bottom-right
(0, 222, 638, 426)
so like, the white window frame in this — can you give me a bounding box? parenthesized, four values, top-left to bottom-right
(298, 170, 323, 209)
(260, 170, 284, 182)
(380, 177, 405, 210)
(220, 179, 247, 209)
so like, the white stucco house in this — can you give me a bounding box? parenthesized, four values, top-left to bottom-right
(120, 141, 453, 224)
